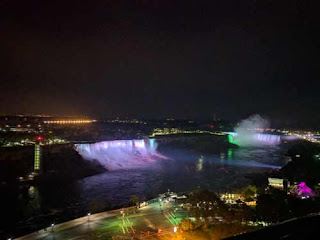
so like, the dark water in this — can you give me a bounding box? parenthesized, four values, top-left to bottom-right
(80, 146, 285, 203)
(2, 144, 288, 238)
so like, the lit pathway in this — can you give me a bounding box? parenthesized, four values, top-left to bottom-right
(15, 202, 188, 240)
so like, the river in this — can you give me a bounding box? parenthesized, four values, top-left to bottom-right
(2, 140, 289, 238)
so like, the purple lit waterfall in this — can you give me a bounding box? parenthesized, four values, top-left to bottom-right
(75, 139, 165, 170)
(254, 133, 280, 145)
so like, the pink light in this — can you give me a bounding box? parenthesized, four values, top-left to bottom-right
(297, 182, 313, 197)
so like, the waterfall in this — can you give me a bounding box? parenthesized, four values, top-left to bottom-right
(75, 139, 165, 170)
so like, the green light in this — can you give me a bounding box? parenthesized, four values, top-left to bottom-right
(227, 134, 234, 144)
(227, 148, 233, 160)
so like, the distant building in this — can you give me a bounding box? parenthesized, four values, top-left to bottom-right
(220, 193, 242, 204)
(220, 192, 256, 206)
(268, 177, 290, 190)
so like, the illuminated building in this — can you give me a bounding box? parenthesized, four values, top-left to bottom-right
(268, 178, 284, 189)
(34, 136, 43, 173)
(220, 193, 243, 204)
(268, 177, 290, 193)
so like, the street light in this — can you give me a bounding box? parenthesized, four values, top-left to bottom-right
(87, 213, 91, 222)
(51, 223, 54, 232)
(174, 226, 177, 233)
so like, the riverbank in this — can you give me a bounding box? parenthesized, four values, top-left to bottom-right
(0, 144, 106, 184)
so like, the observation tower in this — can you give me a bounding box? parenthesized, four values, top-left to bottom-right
(34, 136, 43, 174)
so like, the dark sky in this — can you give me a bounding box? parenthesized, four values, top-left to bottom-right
(1, 0, 320, 125)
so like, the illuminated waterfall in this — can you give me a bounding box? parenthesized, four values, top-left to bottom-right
(75, 139, 165, 170)
(254, 133, 280, 145)
(230, 114, 281, 146)
(226, 132, 281, 146)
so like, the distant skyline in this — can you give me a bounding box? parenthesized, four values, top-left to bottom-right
(1, 1, 320, 127)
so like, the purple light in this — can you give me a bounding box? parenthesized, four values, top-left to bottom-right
(254, 133, 281, 145)
(297, 182, 314, 198)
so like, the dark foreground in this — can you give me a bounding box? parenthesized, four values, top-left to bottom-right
(225, 214, 320, 240)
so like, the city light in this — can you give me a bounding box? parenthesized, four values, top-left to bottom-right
(149, 128, 224, 137)
(36, 136, 43, 141)
(43, 119, 96, 124)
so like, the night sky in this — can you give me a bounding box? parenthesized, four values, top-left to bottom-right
(1, 1, 319, 126)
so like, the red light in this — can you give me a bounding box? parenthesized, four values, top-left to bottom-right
(36, 136, 43, 141)
(210, 125, 215, 129)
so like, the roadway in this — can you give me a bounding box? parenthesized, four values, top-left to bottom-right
(15, 201, 188, 240)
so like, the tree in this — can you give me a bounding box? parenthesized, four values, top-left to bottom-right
(241, 185, 257, 201)
(256, 189, 290, 223)
(181, 219, 194, 231)
(188, 189, 229, 227)
(130, 195, 140, 208)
